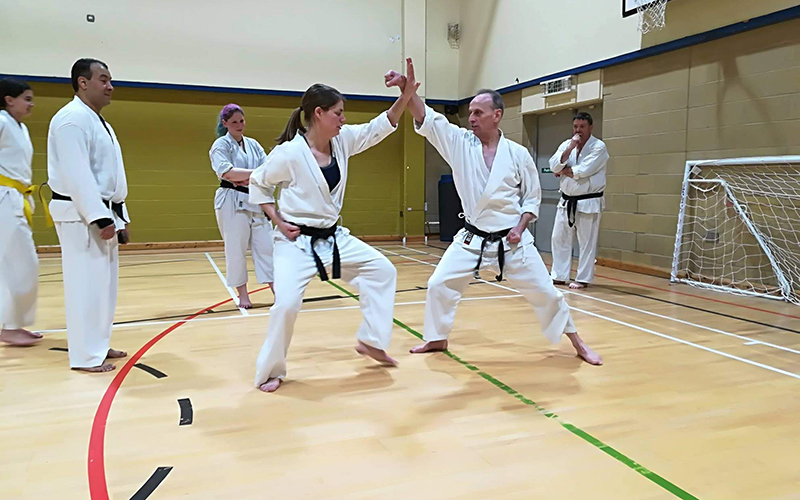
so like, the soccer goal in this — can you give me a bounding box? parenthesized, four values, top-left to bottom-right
(671, 156, 800, 305)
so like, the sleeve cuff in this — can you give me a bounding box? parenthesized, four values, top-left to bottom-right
(414, 105, 436, 137)
(377, 111, 397, 133)
(92, 217, 114, 229)
(218, 165, 233, 179)
(521, 205, 539, 220)
(85, 207, 112, 226)
(249, 183, 275, 205)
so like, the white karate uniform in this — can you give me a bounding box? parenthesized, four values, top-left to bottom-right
(549, 135, 608, 284)
(0, 110, 37, 330)
(210, 133, 273, 288)
(47, 96, 130, 368)
(415, 105, 576, 343)
(249, 112, 398, 386)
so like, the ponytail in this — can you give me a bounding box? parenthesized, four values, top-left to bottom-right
(215, 118, 227, 138)
(276, 106, 306, 144)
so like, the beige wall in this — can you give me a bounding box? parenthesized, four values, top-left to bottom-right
(599, 17, 800, 271)
(643, 0, 800, 47)
(425, 0, 460, 101)
(5, 0, 796, 102)
(455, 0, 797, 101)
(1, 0, 406, 97)
(458, 0, 641, 97)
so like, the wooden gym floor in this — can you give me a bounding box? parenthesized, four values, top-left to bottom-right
(1, 242, 799, 499)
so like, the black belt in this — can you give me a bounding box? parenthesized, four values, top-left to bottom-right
(220, 180, 249, 194)
(51, 191, 128, 223)
(220, 180, 271, 220)
(561, 191, 603, 227)
(292, 223, 340, 282)
(464, 222, 511, 282)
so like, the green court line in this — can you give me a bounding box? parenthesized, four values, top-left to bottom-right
(326, 280, 700, 500)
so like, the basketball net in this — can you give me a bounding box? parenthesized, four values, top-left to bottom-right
(637, 0, 667, 34)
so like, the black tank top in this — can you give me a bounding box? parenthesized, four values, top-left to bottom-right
(303, 136, 341, 192)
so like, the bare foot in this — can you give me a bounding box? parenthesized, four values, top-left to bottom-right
(238, 295, 253, 309)
(355, 341, 398, 366)
(26, 329, 43, 339)
(236, 284, 253, 308)
(409, 339, 448, 354)
(0, 328, 42, 346)
(565, 332, 603, 365)
(259, 378, 282, 392)
(569, 282, 587, 290)
(107, 348, 127, 359)
(73, 363, 116, 373)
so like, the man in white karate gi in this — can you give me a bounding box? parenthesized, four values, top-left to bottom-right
(384, 74, 601, 365)
(48, 58, 130, 372)
(549, 112, 608, 290)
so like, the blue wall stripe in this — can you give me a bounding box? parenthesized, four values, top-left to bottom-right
(456, 4, 800, 106)
(2, 5, 798, 107)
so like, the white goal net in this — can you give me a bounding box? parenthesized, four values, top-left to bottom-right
(671, 156, 800, 305)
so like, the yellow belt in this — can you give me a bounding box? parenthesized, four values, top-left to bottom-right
(0, 173, 53, 227)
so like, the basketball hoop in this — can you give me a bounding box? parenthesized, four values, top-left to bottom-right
(637, 0, 667, 34)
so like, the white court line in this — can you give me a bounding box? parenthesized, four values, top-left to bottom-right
(576, 308, 800, 380)
(385, 244, 800, 355)
(39, 250, 226, 263)
(120, 258, 198, 266)
(121, 249, 226, 258)
(564, 289, 800, 355)
(376, 245, 800, 380)
(205, 252, 249, 316)
(35, 294, 521, 334)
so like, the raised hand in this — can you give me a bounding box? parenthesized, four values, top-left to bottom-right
(384, 58, 420, 96)
(402, 57, 420, 96)
(384, 70, 407, 91)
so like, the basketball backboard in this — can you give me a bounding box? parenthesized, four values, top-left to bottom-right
(622, 0, 674, 18)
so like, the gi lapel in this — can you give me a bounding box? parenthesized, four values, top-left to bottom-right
(295, 134, 335, 206)
(468, 135, 511, 225)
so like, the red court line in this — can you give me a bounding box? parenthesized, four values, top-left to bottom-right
(87, 287, 269, 500)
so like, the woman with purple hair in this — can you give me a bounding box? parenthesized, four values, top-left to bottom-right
(209, 104, 274, 308)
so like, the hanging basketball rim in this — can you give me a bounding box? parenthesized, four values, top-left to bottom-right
(637, 0, 668, 34)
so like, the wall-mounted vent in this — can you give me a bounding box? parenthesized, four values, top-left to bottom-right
(541, 76, 574, 96)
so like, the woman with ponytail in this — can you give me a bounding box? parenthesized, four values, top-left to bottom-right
(209, 104, 274, 308)
(0, 77, 41, 346)
(249, 58, 420, 392)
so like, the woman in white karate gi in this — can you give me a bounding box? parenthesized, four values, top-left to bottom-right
(0, 78, 42, 346)
(249, 59, 419, 392)
(210, 104, 274, 308)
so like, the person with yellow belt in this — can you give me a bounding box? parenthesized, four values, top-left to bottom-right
(0, 77, 42, 346)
